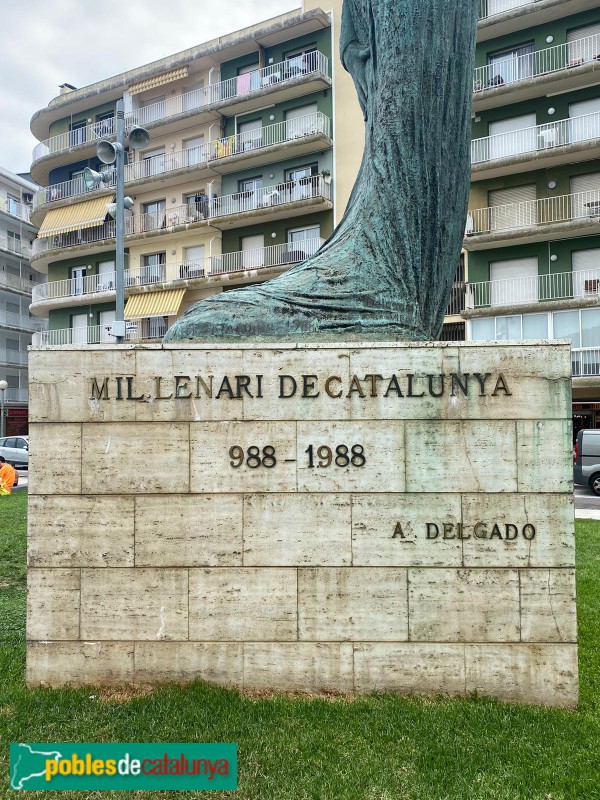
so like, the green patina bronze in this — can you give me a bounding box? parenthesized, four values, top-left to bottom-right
(164, 0, 479, 343)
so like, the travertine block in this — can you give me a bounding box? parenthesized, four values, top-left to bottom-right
(297, 421, 405, 492)
(26, 642, 134, 687)
(354, 643, 466, 696)
(352, 494, 462, 566)
(243, 494, 351, 566)
(242, 348, 352, 421)
(80, 568, 188, 640)
(134, 348, 245, 422)
(190, 422, 296, 492)
(135, 495, 243, 566)
(298, 568, 408, 641)
(456, 345, 572, 421)
(408, 569, 520, 642)
(520, 569, 577, 643)
(27, 569, 80, 640)
(465, 644, 579, 708)
(406, 421, 517, 493)
(188, 568, 297, 641)
(28, 349, 137, 423)
(516, 420, 573, 492)
(28, 496, 134, 567)
(134, 642, 243, 686)
(28, 424, 82, 495)
(243, 643, 354, 692)
(461, 494, 575, 568)
(81, 423, 190, 494)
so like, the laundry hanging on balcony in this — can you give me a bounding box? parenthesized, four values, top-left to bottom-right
(124, 288, 186, 320)
(129, 67, 189, 95)
(36, 196, 115, 238)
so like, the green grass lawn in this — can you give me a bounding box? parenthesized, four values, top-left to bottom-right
(1, 492, 600, 799)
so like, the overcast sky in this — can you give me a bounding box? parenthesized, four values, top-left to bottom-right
(0, 0, 300, 177)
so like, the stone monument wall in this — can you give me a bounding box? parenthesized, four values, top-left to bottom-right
(26, 342, 578, 708)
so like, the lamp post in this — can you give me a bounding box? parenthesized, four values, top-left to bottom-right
(83, 100, 149, 344)
(0, 380, 7, 439)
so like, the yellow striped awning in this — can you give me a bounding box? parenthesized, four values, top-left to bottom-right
(129, 66, 189, 95)
(37, 196, 114, 239)
(124, 289, 186, 320)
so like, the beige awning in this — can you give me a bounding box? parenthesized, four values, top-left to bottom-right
(129, 67, 189, 96)
(124, 289, 186, 320)
(37, 196, 114, 239)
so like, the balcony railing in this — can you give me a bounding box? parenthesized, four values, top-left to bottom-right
(573, 348, 600, 377)
(466, 268, 600, 308)
(466, 188, 600, 237)
(0, 273, 35, 294)
(33, 321, 167, 347)
(0, 235, 31, 258)
(4, 388, 28, 403)
(0, 198, 32, 222)
(473, 32, 600, 93)
(213, 175, 330, 219)
(0, 310, 45, 331)
(31, 271, 117, 303)
(31, 53, 329, 163)
(33, 113, 332, 210)
(32, 239, 325, 304)
(472, 111, 600, 165)
(32, 185, 331, 259)
(32, 117, 116, 162)
(478, 0, 534, 21)
(0, 349, 28, 366)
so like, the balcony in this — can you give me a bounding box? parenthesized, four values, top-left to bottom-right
(31, 53, 330, 174)
(0, 310, 45, 332)
(0, 235, 31, 259)
(465, 268, 600, 311)
(30, 239, 325, 314)
(473, 33, 600, 111)
(4, 388, 28, 403)
(0, 349, 28, 367)
(0, 273, 36, 295)
(33, 322, 167, 347)
(210, 175, 332, 229)
(477, 0, 599, 41)
(465, 188, 600, 249)
(471, 111, 600, 179)
(0, 197, 32, 223)
(573, 348, 600, 377)
(32, 113, 332, 218)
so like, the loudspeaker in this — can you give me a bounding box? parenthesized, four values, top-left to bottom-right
(97, 139, 117, 164)
(128, 126, 150, 150)
(83, 167, 102, 190)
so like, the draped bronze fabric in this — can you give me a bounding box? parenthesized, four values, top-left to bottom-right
(165, 0, 479, 343)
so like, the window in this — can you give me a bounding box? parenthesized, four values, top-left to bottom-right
(569, 97, 600, 144)
(554, 310, 581, 347)
(98, 260, 115, 291)
(486, 42, 534, 86)
(183, 81, 205, 112)
(100, 310, 116, 343)
(285, 46, 318, 75)
(6, 195, 19, 216)
(286, 164, 318, 181)
(523, 314, 548, 339)
(241, 234, 265, 269)
(7, 231, 21, 253)
(238, 119, 263, 152)
(570, 172, 600, 219)
(71, 266, 86, 296)
(186, 190, 208, 219)
(488, 114, 537, 160)
(490, 257, 538, 306)
(183, 136, 205, 166)
(71, 313, 88, 346)
(572, 249, 600, 297)
(581, 308, 600, 347)
(141, 147, 165, 177)
(69, 120, 87, 147)
(181, 245, 205, 279)
(70, 170, 85, 196)
(488, 184, 537, 231)
(239, 177, 263, 193)
(94, 111, 114, 138)
(285, 104, 319, 139)
(142, 200, 166, 231)
(567, 23, 600, 66)
(141, 95, 165, 123)
(142, 252, 166, 283)
(287, 225, 321, 260)
(286, 164, 319, 199)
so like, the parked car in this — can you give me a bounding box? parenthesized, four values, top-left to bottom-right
(0, 435, 29, 468)
(574, 429, 600, 495)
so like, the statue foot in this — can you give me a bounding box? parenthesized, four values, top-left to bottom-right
(163, 249, 426, 343)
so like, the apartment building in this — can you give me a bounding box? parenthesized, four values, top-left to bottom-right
(464, 0, 600, 434)
(0, 167, 44, 435)
(28, 8, 335, 345)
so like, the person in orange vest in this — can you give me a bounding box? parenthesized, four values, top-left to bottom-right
(0, 457, 17, 495)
